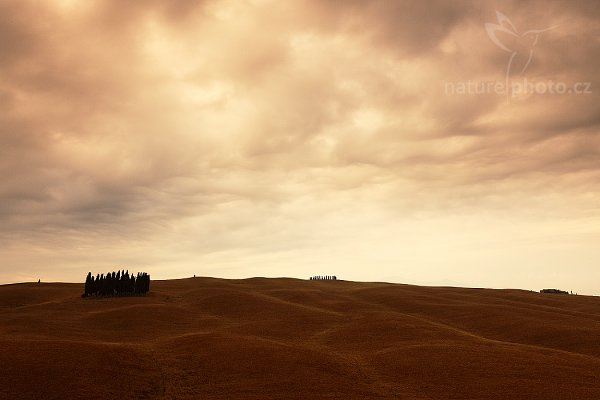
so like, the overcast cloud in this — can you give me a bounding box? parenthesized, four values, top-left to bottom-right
(1, 0, 599, 294)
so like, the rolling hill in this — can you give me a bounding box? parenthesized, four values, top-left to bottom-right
(1, 277, 599, 399)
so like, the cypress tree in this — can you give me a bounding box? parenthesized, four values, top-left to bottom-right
(105, 273, 110, 295)
(111, 272, 116, 295)
(83, 269, 151, 298)
(84, 272, 91, 297)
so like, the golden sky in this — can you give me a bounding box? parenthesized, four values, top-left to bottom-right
(1, 0, 599, 294)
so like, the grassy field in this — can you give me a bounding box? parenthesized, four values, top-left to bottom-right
(1, 277, 599, 399)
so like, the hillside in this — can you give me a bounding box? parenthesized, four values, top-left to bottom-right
(1, 278, 599, 399)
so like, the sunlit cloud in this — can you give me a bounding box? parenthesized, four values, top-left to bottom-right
(1, 0, 599, 294)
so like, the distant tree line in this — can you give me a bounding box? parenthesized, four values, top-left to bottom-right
(310, 275, 337, 280)
(83, 270, 150, 297)
(540, 288, 569, 295)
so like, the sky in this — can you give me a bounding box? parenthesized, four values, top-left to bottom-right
(1, 0, 599, 294)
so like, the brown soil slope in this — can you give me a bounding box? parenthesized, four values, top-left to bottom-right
(1, 278, 599, 399)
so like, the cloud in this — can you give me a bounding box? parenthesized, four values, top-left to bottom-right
(0, 0, 599, 293)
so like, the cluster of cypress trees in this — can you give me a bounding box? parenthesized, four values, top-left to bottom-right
(82, 270, 150, 297)
(310, 275, 337, 280)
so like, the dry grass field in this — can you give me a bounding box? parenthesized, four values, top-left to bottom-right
(1, 277, 599, 399)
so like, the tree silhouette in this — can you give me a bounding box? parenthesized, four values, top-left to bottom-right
(84, 272, 92, 297)
(82, 270, 150, 297)
(310, 275, 338, 281)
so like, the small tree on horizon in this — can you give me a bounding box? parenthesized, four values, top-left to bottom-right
(84, 272, 92, 297)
